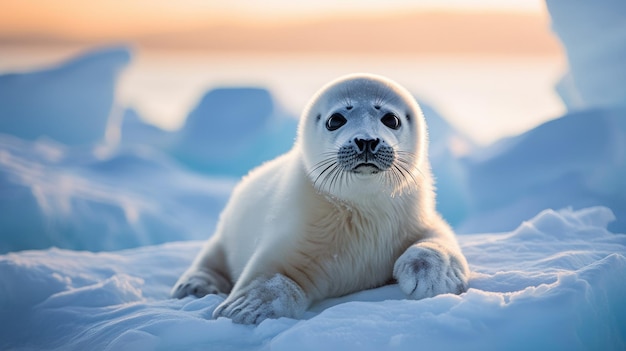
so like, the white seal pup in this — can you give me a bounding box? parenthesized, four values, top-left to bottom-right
(171, 73, 469, 324)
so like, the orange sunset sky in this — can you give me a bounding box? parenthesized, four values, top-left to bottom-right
(0, 0, 561, 56)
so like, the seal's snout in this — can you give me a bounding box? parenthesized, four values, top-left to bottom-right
(354, 138, 381, 154)
(338, 138, 395, 173)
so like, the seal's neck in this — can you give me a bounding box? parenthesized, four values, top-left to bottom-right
(321, 186, 415, 220)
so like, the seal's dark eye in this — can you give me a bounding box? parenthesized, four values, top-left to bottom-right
(381, 113, 401, 130)
(326, 113, 347, 131)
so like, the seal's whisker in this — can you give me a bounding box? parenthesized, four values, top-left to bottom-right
(321, 164, 340, 192)
(330, 165, 344, 193)
(395, 160, 420, 189)
(312, 159, 337, 190)
(391, 164, 404, 189)
(310, 160, 335, 180)
(389, 167, 403, 196)
(309, 158, 335, 174)
(319, 164, 333, 191)
(394, 150, 418, 162)
(332, 166, 344, 193)
(382, 168, 394, 192)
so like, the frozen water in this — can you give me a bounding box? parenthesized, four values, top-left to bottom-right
(0, 133, 233, 253)
(0, 46, 130, 145)
(456, 0, 626, 233)
(459, 107, 626, 234)
(168, 87, 298, 176)
(1, 207, 623, 350)
(419, 101, 475, 226)
(547, 0, 626, 110)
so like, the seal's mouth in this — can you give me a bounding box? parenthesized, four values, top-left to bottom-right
(352, 163, 381, 174)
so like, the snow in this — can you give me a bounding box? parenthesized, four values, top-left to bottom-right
(1, 207, 624, 350)
(460, 107, 626, 234)
(1, 0, 626, 349)
(0, 133, 233, 252)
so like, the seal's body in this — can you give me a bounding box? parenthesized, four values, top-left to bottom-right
(172, 73, 469, 324)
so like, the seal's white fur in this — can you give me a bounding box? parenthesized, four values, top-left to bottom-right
(172, 73, 469, 324)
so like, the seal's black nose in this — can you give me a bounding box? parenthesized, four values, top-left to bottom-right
(354, 138, 380, 154)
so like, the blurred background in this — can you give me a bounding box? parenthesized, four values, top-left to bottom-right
(0, 0, 565, 145)
(12, 0, 620, 253)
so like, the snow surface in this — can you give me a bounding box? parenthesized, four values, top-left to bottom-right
(1, 207, 624, 350)
(0, 133, 234, 253)
(1, 0, 626, 348)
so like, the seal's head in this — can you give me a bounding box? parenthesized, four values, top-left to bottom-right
(298, 73, 428, 201)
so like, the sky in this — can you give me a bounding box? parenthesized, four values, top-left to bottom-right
(0, 0, 562, 145)
(1, 0, 546, 41)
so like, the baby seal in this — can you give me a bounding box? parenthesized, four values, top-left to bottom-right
(171, 73, 469, 324)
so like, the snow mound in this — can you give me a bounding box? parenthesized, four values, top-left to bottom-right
(169, 87, 298, 176)
(1, 207, 624, 350)
(118, 108, 174, 150)
(460, 107, 626, 234)
(0, 133, 233, 253)
(0, 46, 130, 145)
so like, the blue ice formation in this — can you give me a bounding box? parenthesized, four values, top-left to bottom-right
(0, 46, 131, 145)
(419, 101, 475, 227)
(460, 107, 626, 233)
(168, 87, 297, 176)
(0, 133, 231, 253)
(547, 0, 626, 110)
(457, 0, 626, 233)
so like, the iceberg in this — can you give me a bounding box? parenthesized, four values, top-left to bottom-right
(546, 0, 626, 110)
(0, 46, 130, 145)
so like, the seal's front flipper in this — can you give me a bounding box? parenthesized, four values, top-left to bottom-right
(393, 241, 469, 299)
(212, 273, 308, 324)
(171, 268, 232, 299)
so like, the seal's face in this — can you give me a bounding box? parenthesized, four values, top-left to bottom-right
(299, 74, 427, 200)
